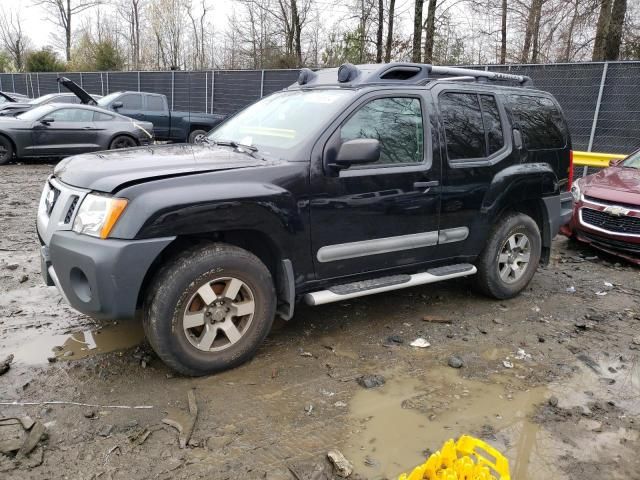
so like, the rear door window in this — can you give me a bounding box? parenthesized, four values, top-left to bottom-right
(508, 95, 566, 150)
(146, 95, 165, 112)
(119, 94, 143, 110)
(439, 92, 505, 161)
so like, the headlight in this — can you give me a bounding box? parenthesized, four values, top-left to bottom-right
(72, 194, 128, 239)
(570, 182, 581, 202)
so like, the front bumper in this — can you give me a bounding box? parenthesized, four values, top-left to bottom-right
(41, 231, 174, 320)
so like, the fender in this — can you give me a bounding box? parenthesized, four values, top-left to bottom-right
(110, 172, 311, 278)
(481, 162, 558, 216)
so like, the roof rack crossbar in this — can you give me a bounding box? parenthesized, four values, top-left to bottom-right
(428, 65, 532, 85)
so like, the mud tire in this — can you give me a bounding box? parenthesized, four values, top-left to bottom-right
(143, 243, 276, 376)
(474, 212, 541, 299)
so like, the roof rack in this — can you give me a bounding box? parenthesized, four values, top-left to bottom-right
(427, 65, 532, 86)
(294, 62, 533, 88)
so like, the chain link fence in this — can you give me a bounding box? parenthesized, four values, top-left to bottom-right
(1, 62, 638, 154)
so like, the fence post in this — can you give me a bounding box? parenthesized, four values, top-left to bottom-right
(260, 70, 265, 98)
(0, 75, 3, 91)
(11, 73, 15, 92)
(137, 71, 141, 92)
(57, 74, 60, 93)
(211, 70, 216, 113)
(100, 73, 104, 96)
(205, 71, 208, 114)
(588, 62, 608, 153)
(106, 72, 110, 94)
(36, 73, 40, 97)
(79, 72, 83, 88)
(171, 71, 175, 110)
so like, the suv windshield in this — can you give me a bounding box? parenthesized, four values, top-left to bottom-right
(621, 150, 640, 169)
(208, 89, 355, 159)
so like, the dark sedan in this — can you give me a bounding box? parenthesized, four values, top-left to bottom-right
(0, 103, 154, 165)
(0, 92, 102, 117)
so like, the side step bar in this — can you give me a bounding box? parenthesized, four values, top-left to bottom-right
(304, 263, 477, 306)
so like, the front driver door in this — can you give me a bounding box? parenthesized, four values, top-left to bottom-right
(29, 107, 97, 157)
(310, 93, 441, 279)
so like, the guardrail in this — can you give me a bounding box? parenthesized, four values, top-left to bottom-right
(572, 150, 627, 179)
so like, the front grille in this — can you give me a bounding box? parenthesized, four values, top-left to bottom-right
(581, 208, 640, 235)
(584, 195, 640, 210)
(64, 196, 79, 224)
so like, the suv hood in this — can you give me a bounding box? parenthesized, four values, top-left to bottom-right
(57, 76, 97, 105)
(581, 165, 640, 206)
(54, 144, 267, 192)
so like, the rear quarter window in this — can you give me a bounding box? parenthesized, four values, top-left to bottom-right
(508, 95, 567, 150)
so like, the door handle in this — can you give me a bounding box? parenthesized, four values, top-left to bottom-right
(414, 181, 439, 189)
(82, 126, 93, 130)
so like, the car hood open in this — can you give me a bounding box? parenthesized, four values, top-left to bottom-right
(57, 76, 98, 105)
(54, 143, 268, 193)
(582, 166, 640, 206)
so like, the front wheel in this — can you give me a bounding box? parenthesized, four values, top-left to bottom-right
(144, 243, 276, 376)
(109, 135, 137, 150)
(474, 212, 541, 299)
(188, 129, 208, 144)
(0, 136, 14, 165)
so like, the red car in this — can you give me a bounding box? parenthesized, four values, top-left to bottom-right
(561, 150, 640, 264)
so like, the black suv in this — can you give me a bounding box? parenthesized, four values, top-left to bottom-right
(37, 63, 573, 376)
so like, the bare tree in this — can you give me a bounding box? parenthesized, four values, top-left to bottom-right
(604, 0, 627, 59)
(384, 0, 395, 62)
(0, 8, 30, 71)
(33, 0, 102, 62)
(422, 0, 437, 63)
(376, 0, 384, 62)
(117, 0, 145, 69)
(593, 0, 612, 60)
(412, 0, 424, 62)
(500, 0, 507, 63)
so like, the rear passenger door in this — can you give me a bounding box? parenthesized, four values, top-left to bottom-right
(434, 86, 516, 259)
(143, 94, 170, 140)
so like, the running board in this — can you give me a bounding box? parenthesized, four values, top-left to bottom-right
(304, 263, 477, 306)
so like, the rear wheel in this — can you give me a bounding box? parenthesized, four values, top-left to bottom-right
(188, 129, 208, 144)
(109, 135, 137, 150)
(0, 136, 14, 165)
(144, 243, 276, 376)
(475, 212, 541, 299)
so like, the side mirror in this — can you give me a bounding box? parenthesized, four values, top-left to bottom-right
(40, 117, 54, 125)
(609, 158, 623, 166)
(112, 101, 123, 110)
(332, 139, 381, 169)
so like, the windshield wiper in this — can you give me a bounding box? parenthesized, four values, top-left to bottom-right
(206, 138, 263, 159)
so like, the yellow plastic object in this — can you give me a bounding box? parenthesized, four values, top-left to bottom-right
(398, 435, 510, 480)
(572, 150, 626, 168)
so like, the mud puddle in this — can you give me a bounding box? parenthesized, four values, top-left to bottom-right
(344, 361, 640, 480)
(1, 321, 145, 365)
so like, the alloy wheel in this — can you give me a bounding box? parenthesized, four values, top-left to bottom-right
(182, 277, 255, 352)
(497, 233, 531, 283)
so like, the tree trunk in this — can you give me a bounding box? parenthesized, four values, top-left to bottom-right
(592, 0, 612, 61)
(562, 0, 579, 62)
(385, 0, 395, 62)
(521, 0, 537, 62)
(604, 0, 627, 60)
(412, 0, 423, 62)
(423, 0, 437, 63)
(66, 0, 72, 62)
(530, 0, 542, 63)
(292, 0, 302, 66)
(376, 0, 384, 63)
(500, 0, 507, 64)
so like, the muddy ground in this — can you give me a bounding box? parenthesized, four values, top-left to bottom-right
(1, 163, 639, 480)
